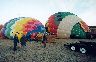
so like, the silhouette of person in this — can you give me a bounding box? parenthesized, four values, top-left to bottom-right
(42, 34, 47, 48)
(13, 34, 19, 51)
(20, 34, 26, 47)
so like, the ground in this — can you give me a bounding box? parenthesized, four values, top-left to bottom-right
(0, 39, 96, 62)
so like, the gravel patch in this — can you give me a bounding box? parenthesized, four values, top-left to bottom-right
(0, 39, 96, 62)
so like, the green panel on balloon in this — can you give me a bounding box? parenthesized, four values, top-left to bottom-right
(71, 23, 86, 39)
(6, 22, 15, 38)
(5, 18, 20, 39)
(5, 23, 12, 38)
(54, 12, 75, 26)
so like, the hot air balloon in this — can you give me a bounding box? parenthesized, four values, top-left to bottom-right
(0, 24, 3, 30)
(45, 12, 90, 39)
(0, 24, 4, 39)
(3, 17, 45, 41)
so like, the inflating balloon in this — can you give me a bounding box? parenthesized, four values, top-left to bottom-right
(45, 12, 90, 39)
(0, 24, 4, 39)
(3, 17, 45, 40)
(0, 24, 3, 30)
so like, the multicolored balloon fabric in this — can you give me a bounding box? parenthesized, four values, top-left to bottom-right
(45, 12, 90, 39)
(2, 17, 45, 40)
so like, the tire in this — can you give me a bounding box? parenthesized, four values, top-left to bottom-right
(80, 47, 87, 54)
(71, 46, 75, 51)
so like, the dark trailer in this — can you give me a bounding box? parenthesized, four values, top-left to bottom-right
(64, 41, 96, 54)
(88, 26, 96, 39)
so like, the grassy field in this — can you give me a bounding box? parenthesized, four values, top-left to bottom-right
(0, 39, 96, 62)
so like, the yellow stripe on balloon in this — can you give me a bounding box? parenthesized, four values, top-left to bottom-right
(12, 17, 32, 39)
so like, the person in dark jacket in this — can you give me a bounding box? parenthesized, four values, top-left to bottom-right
(13, 34, 19, 51)
(42, 34, 47, 48)
(20, 34, 26, 47)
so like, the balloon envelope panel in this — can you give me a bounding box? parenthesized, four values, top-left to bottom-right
(4, 17, 45, 40)
(45, 12, 90, 39)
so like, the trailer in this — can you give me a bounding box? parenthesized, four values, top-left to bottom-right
(64, 41, 96, 54)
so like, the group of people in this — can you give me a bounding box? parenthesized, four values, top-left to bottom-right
(13, 34, 26, 51)
(13, 33, 47, 51)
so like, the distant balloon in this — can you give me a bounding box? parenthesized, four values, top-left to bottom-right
(3, 17, 45, 40)
(45, 12, 90, 39)
(0, 24, 3, 30)
(0, 24, 5, 39)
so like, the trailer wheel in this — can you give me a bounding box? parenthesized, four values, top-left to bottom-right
(71, 46, 75, 51)
(80, 47, 86, 54)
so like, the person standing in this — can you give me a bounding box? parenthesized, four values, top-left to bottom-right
(13, 34, 19, 51)
(42, 34, 47, 48)
(20, 34, 26, 47)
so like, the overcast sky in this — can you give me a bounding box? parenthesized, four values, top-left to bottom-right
(0, 0, 96, 26)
